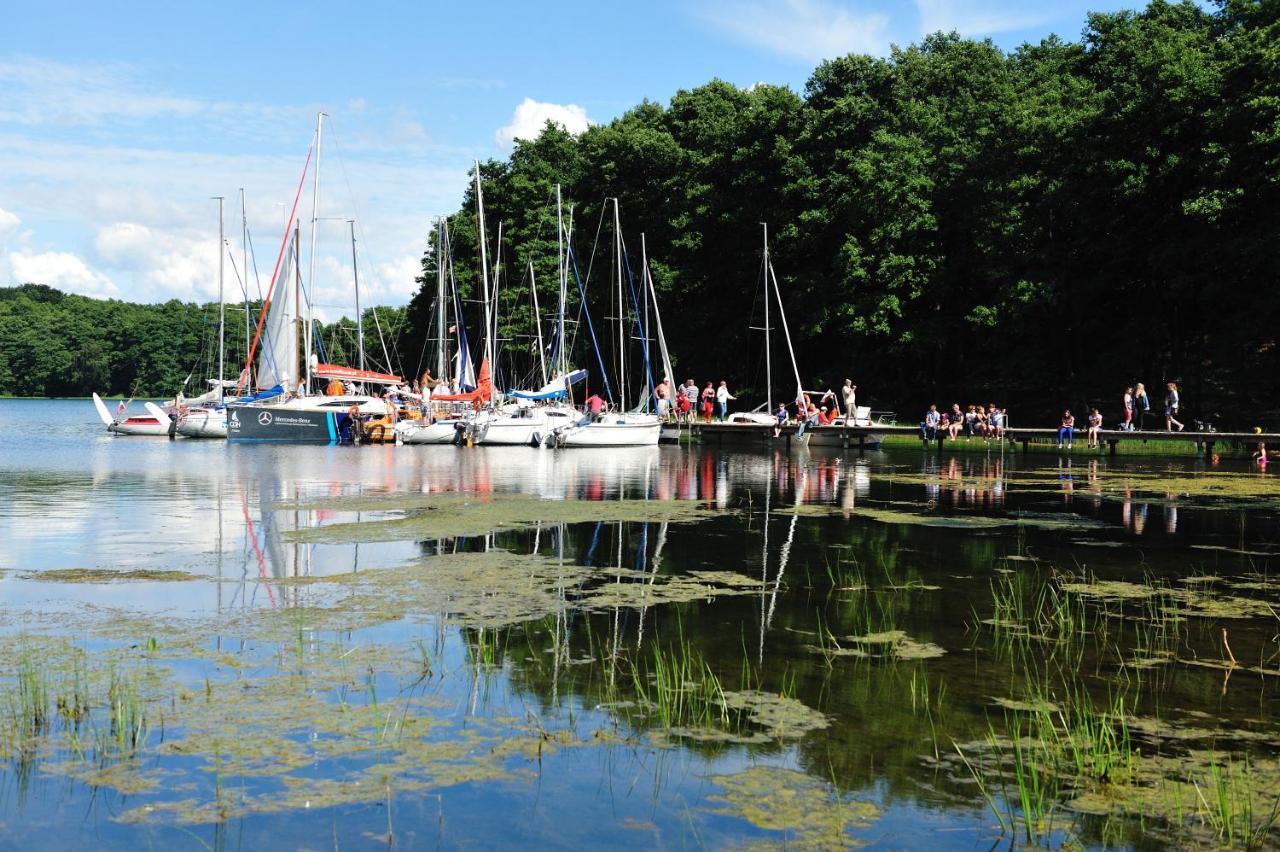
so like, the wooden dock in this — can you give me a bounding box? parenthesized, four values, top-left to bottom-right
(663, 421, 1275, 457)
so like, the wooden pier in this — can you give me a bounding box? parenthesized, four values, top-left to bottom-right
(664, 421, 1276, 457)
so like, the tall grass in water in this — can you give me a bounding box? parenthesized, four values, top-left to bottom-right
(1194, 754, 1280, 849)
(103, 668, 148, 756)
(628, 638, 728, 730)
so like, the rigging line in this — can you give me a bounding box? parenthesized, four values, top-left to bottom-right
(238, 140, 314, 393)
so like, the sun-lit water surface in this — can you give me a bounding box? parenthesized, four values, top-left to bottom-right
(1, 398, 1279, 849)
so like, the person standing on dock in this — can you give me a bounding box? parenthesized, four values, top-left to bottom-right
(1058, 410, 1075, 449)
(1122, 387, 1134, 431)
(1134, 383, 1150, 430)
(655, 378, 671, 420)
(1165, 382, 1184, 432)
(701, 383, 715, 422)
(842, 380, 857, 420)
(680, 379, 698, 424)
(716, 381, 735, 421)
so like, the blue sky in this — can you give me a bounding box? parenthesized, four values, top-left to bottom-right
(0, 0, 1171, 314)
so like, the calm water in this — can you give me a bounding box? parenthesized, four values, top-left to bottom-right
(1, 398, 1278, 849)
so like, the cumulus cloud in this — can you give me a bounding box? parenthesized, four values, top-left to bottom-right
(495, 98, 592, 148)
(7, 249, 117, 297)
(697, 0, 891, 62)
(0, 206, 19, 239)
(94, 221, 220, 302)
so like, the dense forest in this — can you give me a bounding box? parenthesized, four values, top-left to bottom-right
(402, 0, 1279, 428)
(0, 284, 407, 397)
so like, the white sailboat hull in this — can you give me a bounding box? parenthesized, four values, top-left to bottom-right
(176, 408, 228, 438)
(396, 419, 461, 445)
(472, 408, 548, 446)
(557, 414, 662, 447)
(107, 418, 171, 436)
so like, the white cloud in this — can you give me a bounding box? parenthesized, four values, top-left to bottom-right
(495, 98, 592, 148)
(697, 0, 891, 63)
(914, 0, 1056, 37)
(95, 222, 218, 302)
(7, 249, 117, 297)
(0, 206, 19, 240)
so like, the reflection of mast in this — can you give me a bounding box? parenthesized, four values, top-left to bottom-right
(767, 513, 798, 631)
(759, 461, 771, 664)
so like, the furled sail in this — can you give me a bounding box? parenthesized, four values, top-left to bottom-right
(257, 230, 298, 390)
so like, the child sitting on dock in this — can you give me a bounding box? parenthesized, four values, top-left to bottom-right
(1087, 409, 1103, 448)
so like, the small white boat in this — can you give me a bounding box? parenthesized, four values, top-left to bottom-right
(92, 393, 171, 436)
(395, 417, 463, 445)
(555, 411, 662, 447)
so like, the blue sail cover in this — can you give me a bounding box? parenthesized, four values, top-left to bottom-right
(508, 369, 588, 400)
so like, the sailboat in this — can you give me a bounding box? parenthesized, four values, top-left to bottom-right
(473, 183, 594, 446)
(726, 225, 881, 449)
(227, 114, 393, 444)
(395, 217, 483, 445)
(553, 199, 663, 448)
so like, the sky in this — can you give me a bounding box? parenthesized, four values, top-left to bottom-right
(0, 0, 1172, 318)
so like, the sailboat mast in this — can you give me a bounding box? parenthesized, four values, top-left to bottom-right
(305, 111, 325, 393)
(474, 162, 493, 370)
(215, 195, 225, 399)
(613, 199, 625, 409)
(240, 189, 250, 373)
(530, 260, 547, 385)
(762, 223, 772, 414)
(767, 259, 803, 403)
(294, 221, 303, 390)
(556, 184, 566, 377)
(349, 219, 364, 372)
(493, 220, 503, 377)
(435, 218, 446, 381)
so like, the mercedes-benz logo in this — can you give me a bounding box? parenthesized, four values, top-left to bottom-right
(258, 411, 274, 426)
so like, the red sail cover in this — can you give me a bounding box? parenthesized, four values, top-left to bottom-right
(313, 364, 403, 385)
(433, 358, 492, 404)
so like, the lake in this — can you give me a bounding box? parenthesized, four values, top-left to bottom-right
(1, 398, 1278, 848)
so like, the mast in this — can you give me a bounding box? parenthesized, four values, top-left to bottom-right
(493, 220, 503, 381)
(435, 218, 446, 381)
(305, 111, 325, 392)
(214, 196, 225, 400)
(294, 221, 303, 390)
(530, 259, 547, 386)
(474, 161, 493, 371)
(763, 223, 773, 414)
(613, 198, 625, 409)
(240, 189, 250, 374)
(349, 219, 364, 372)
(767, 258, 803, 403)
(556, 185, 566, 377)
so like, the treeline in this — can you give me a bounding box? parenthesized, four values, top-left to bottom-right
(0, 284, 407, 397)
(403, 0, 1279, 427)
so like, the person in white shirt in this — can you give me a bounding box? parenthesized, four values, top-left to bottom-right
(715, 381, 736, 421)
(842, 379, 857, 420)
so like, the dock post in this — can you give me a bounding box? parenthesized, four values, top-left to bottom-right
(1108, 439, 1118, 457)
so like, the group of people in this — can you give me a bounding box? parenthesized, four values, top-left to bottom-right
(1058, 381, 1187, 449)
(920, 403, 1008, 441)
(655, 379, 738, 423)
(1119, 382, 1184, 432)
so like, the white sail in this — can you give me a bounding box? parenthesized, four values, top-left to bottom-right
(257, 230, 298, 390)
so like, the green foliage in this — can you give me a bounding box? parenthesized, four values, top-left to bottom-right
(0, 284, 405, 397)
(401, 1, 1279, 426)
